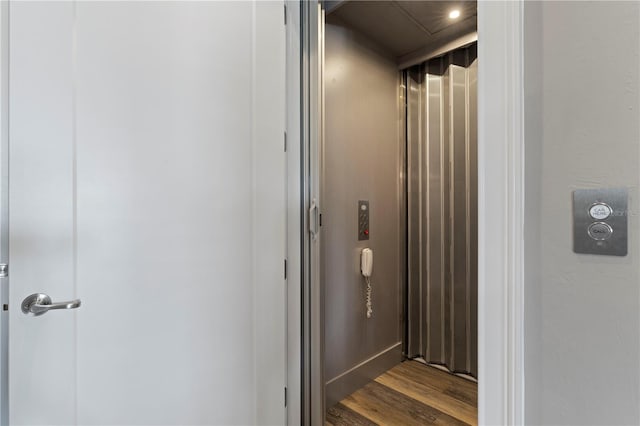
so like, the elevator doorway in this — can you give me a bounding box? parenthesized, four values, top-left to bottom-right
(319, 1, 478, 424)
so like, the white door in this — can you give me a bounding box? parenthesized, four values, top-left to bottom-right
(6, 1, 285, 425)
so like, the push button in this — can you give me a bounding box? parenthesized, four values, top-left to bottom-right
(573, 188, 627, 256)
(589, 203, 612, 220)
(588, 222, 613, 241)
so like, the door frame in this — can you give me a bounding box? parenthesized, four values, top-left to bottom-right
(290, 1, 526, 425)
(0, 1, 8, 423)
(476, 1, 525, 425)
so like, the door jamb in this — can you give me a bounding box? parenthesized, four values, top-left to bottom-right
(477, 1, 525, 424)
(301, 2, 324, 425)
(0, 1, 8, 423)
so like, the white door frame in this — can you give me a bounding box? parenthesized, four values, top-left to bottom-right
(288, 1, 527, 425)
(0, 1, 8, 423)
(477, 1, 525, 425)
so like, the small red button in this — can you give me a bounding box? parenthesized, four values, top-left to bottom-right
(364, 230, 369, 235)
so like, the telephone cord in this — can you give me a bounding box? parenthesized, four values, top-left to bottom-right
(365, 276, 372, 318)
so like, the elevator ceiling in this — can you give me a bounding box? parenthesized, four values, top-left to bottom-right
(325, 1, 477, 67)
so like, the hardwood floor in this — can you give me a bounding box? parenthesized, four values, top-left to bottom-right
(326, 361, 477, 426)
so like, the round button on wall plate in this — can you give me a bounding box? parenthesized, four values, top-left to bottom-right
(588, 222, 613, 241)
(589, 203, 612, 220)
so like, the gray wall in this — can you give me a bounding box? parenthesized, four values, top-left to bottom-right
(323, 16, 403, 406)
(524, 2, 640, 424)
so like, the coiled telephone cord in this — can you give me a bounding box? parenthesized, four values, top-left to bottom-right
(365, 276, 372, 318)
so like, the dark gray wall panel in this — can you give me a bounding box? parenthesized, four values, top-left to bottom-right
(323, 17, 404, 403)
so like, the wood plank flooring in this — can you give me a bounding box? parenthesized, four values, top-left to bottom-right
(327, 361, 477, 426)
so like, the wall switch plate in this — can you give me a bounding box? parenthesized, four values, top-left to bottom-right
(573, 188, 628, 256)
(358, 200, 369, 241)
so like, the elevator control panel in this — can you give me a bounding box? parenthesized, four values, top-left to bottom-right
(573, 188, 627, 256)
(358, 200, 370, 241)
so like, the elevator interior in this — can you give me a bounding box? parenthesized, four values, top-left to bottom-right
(321, 1, 478, 422)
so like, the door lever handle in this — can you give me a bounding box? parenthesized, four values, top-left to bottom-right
(21, 293, 81, 316)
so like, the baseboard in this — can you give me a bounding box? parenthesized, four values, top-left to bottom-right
(412, 357, 478, 383)
(325, 342, 403, 408)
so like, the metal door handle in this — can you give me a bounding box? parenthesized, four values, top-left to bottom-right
(309, 199, 319, 240)
(21, 293, 81, 316)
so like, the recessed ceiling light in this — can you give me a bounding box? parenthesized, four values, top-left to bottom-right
(449, 9, 461, 19)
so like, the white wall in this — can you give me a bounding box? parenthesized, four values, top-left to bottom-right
(524, 2, 640, 424)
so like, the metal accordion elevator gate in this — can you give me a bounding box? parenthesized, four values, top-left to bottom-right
(406, 43, 478, 378)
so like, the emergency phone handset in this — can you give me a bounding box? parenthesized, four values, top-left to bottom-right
(361, 248, 373, 318)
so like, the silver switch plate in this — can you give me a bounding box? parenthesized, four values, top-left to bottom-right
(358, 200, 369, 241)
(573, 188, 628, 256)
